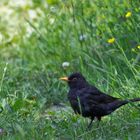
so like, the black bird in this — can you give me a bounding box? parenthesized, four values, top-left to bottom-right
(60, 72, 140, 128)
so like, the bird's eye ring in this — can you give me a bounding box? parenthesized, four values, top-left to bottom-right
(72, 78, 77, 81)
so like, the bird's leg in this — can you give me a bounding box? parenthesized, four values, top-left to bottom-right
(96, 116, 101, 127)
(87, 118, 94, 130)
(97, 116, 101, 121)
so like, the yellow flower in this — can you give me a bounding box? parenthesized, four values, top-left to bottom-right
(137, 45, 140, 49)
(125, 12, 132, 18)
(107, 38, 115, 44)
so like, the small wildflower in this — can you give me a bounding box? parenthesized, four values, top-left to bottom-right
(62, 62, 70, 69)
(125, 11, 132, 18)
(137, 45, 140, 49)
(107, 38, 115, 44)
(28, 10, 37, 19)
(79, 34, 87, 41)
(50, 6, 57, 13)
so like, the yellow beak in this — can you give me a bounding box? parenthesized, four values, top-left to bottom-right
(59, 77, 69, 81)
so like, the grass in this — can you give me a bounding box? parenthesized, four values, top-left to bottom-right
(0, 0, 140, 139)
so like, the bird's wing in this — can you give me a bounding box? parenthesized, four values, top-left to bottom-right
(77, 86, 119, 105)
(68, 86, 120, 117)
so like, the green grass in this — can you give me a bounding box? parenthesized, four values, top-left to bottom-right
(0, 0, 140, 139)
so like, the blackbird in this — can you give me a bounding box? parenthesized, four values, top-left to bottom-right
(60, 72, 140, 128)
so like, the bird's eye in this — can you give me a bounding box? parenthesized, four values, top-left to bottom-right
(72, 78, 77, 81)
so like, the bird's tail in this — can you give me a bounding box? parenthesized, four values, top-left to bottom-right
(117, 98, 140, 106)
(106, 98, 140, 114)
(129, 98, 140, 102)
(119, 98, 140, 107)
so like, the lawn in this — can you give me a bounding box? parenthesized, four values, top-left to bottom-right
(0, 0, 140, 139)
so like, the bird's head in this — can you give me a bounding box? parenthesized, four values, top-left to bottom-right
(60, 72, 88, 89)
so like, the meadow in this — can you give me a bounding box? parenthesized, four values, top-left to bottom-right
(0, 0, 140, 139)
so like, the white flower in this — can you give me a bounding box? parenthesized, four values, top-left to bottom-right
(50, 7, 57, 13)
(28, 10, 37, 20)
(62, 62, 70, 69)
(9, 0, 33, 7)
(79, 34, 87, 41)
